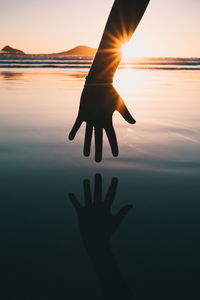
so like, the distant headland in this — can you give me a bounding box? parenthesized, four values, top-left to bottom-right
(0, 45, 97, 57)
(1, 45, 25, 55)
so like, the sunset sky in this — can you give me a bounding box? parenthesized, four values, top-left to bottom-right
(1, 0, 200, 57)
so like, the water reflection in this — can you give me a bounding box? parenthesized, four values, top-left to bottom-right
(0, 70, 87, 83)
(69, 72, 88, 79)
(0, 71, 24, 80)
(69, 174, 133, 300)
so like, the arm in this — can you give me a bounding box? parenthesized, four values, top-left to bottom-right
(87, 0, 150, 83)
(69, 0, 150, 162)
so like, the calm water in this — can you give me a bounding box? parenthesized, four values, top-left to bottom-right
(0, 59, 200, 299)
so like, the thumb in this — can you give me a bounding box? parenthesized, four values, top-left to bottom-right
(114, 204, 133, 228)
(118, 103, 136, 124)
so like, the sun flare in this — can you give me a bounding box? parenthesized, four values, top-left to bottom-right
(122, 43, 136, 60)
(121, 35, 149, 60)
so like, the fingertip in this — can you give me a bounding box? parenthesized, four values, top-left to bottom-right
(128, 117, 136, 124)
(122, 204, 133, 214)
(95, 172, 101, 180)
(113, 149, 119, 157)
(95, 153, 102, 163)
(95, 156, 102, 163)
(83, 179, 90, 185)
(83, 149, 90, 157)
(111, 177, 118, 187)
(111, 142, 119, 157)
(69, 118, 82, 140)
(112, 177, 118, 183)
(68, 132, 74, 140)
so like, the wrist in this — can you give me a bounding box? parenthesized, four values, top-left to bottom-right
(85, 75, 113, 85)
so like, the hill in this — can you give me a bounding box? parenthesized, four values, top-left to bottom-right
(54, 45, 96, 56)
(1, 45, 25, 55)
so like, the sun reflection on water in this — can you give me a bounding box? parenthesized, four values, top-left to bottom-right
(113, 68, 144, 92)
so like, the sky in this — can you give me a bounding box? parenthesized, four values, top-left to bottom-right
(1, 0, 200, 57)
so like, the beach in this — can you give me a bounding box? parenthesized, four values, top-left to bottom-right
(0, 59, 200, 299)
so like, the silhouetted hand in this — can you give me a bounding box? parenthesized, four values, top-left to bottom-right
(69, 174, 132, 251)
(68, 85, 135, 162)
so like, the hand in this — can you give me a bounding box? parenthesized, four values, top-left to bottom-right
(68, 84, 135, 162)
(69, 174, 132, 250)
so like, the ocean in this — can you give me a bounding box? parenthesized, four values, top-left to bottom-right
(0, 56, 200, 299)
(0, 56, 200, 70)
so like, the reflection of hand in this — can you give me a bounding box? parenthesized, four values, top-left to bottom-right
(69, 174, 132, 251)
(68, 85, 135, 162)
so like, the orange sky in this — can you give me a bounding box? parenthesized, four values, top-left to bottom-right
(1, 0, 200, 57)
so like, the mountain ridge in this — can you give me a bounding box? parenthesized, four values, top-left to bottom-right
(0, 45, 97, 56)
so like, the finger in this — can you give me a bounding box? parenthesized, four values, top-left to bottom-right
(105, 125, 119, 157)
(83, 123, 93, 156)
(69, 192, 82, 212)
(94, 173, 102, 204)
(114, 204, 133, 227)
(118, 103, 136, 124)
(104, 177, 118, 208)
(83, 179, 92, 207)
(95, 127, 103, 163)
(68, 117, 83, 140)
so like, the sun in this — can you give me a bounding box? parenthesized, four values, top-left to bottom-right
(121, 36, 148, 60)
(122, 42, 136, 60)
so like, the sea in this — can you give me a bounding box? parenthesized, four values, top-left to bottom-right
(0, 56, 200, 299)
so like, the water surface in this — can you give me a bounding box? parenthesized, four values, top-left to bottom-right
(0, 61, 200, 299)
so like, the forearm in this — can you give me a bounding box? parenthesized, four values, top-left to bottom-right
(88, 243, 131, 300)
(87, 0, 150, 83)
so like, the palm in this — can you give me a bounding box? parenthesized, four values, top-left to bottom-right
(79, 85, 122, 125)
(69, 85, 135, 162)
